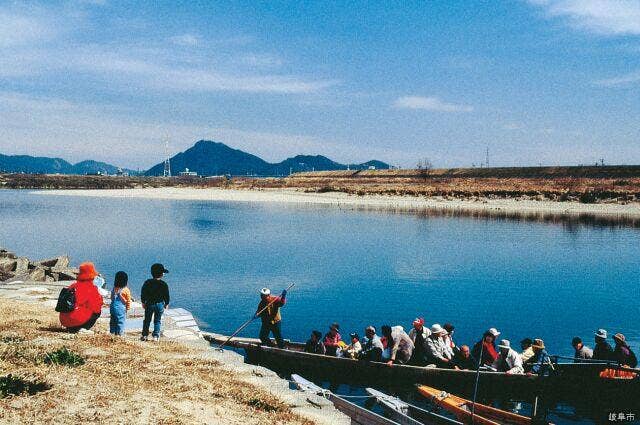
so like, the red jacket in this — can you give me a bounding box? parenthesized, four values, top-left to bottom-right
(59, 280, 103, 328)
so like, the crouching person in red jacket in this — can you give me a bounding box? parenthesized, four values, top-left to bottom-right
(59, 262, 104, 333)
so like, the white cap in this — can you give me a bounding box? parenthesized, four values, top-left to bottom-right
(260, 288, 271, 296)
(488, 328, 501, 337)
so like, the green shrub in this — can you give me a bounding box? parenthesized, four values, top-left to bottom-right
(44, 347, 85, 367)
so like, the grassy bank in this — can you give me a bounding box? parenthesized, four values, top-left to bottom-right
(0, 299, 313, 424)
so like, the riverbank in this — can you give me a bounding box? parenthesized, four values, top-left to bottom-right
(0, 282, 347, 424)
(34, 187, 640, 221)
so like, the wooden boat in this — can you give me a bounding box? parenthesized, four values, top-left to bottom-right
(417, 385, 534, 425)
(365, 387, 462, 425)
(203, 332, 640, 409)
(291, 374, 398, 425)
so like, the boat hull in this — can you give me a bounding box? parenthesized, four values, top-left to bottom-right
(204, 333, 640, 410)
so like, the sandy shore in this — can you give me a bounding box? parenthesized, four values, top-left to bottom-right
(34, 187, 640, 220)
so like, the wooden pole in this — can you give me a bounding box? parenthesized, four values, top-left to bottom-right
(216, 283, 295, 351)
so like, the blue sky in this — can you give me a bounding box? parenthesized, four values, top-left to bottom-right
(1, 0, 639, 169)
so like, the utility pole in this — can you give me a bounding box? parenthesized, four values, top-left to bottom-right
(163, 136, 171, 178)
(485, 146, 490, 168)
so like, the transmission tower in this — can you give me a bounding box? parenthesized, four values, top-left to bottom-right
(485, 146, 490, 168)
(163, 136, 171, 177)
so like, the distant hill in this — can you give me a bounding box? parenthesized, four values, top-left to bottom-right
(0, 154, 135, 175)
(146, 140, 390, 176)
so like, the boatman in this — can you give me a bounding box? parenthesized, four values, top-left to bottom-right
(255, 287, 287, 348)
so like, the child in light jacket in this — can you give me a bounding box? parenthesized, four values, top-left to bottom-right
(110, 271, 131, 336)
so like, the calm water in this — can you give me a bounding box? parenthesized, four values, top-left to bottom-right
(1, 190, 639, 358)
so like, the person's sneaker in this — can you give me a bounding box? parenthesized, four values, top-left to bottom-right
(152, 336, 160, 342)
(140, 335, 148, 341)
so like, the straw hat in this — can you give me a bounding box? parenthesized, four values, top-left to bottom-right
(613, 333, 626, 343)
(497, 339, 511, 350)
(531, 338, 545, 349)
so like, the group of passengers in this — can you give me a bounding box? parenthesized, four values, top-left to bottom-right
(302, 318, 638, 375)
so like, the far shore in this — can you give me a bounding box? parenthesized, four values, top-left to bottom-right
(33, 187, 640, 221)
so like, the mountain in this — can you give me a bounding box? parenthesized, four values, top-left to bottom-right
(146, 140, 390, 176)
(146, 141, 271, 176)
(70, 160, 136, 176)
(0, 154, 72, 174)
(0, 154, 135, 175)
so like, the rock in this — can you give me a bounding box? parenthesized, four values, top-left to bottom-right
(34, 255, 70, 268)
(14, 257, 29, 274)
(0, 258, 16, 272)
(0, 269, 14, 281)
(51, 266, 79, 280)
(28, 267, 46, 282)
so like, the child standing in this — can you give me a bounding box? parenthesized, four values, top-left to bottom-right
(109, 271, 131, 336)
(140, 263, 170, 342)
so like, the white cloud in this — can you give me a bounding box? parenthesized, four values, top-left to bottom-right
(68, 48, 338, 94)
(169, 34, 199, 46)
(0, 10, 57, 47)
(392, 96, 473, 112)
(594, 70, 640, 87)
(529, 0, 640, 35)
(241, 53, 283, 68)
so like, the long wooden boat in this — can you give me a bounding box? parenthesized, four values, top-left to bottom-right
(417, 385, 534, 425)
(291, 374, 398, 425)
(203, 332, 640, 409)
(365, 387, 462, 425)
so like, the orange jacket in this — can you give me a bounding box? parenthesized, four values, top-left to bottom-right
(59, 280, 103, 328)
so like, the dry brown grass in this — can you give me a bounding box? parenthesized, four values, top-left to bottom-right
(0, 299, 314, 425)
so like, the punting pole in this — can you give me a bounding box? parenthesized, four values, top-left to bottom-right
(216, 283, 295, 351)
(470, 341, 484, 424)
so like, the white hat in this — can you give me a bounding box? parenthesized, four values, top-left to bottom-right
(260, 288, 271, 296)
(498, 339, 511, 349)
(595, 329, 607, 339)
(488, 328, 501, 337)
(430, 324, 446, 335)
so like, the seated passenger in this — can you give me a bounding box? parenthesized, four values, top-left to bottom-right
(442, 323, 457, 357)
(472, 328, 500, 367)
(492, 339, 524, 374)
(571, 336, 593, 363)
(524, 338, 552, 376)
(451, 345, 477, 370)
(408, 318, 430, 366)
(613, 333, 638, 368)
(323, 323, 342, 356)
(359, 326, 383, 362)
(382, 325, 415, 366)
(342, 333, 362, 359)
(304, 330, 326, 355)
(425, 324, 452, 367)
(520, 338, 535, 363)
(593, 329, 614, 361)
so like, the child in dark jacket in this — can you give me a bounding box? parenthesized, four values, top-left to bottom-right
(140, 263, 170, 342)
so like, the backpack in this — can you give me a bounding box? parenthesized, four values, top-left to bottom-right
(55, 287, 76, 313)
